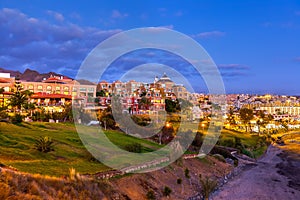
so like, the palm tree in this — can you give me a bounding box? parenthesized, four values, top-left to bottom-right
(0, 87, 4, 107)
(10, 80, 32, 112)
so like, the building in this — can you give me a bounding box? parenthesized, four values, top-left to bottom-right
(155, 73, 175, 92)
(0, 73, 97, 112)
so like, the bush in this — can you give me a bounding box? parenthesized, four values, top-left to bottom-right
(146, 190, 156, 200)
(34, 136, 54, 153)
(199, 175, 218, 200)
(234, 159, 239, 167)
(211, 146, 237, 161)
(212, 154, 226, 163)
(11, 113, 23, 124)
(177, 178, 182, 184)
(0, 110, 8, 120)
(124, 142, 142, 153)
(184, 168, 190, 178)
(162, 186, 172, 196)
(220, 139, 235, 147)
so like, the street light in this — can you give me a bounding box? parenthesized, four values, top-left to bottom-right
(201, 123, 205, 133)
(166, 122, 171, 128)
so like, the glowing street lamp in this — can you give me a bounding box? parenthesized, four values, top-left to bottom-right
(166, 122, 171, 128)
(201, 123, 205, 133)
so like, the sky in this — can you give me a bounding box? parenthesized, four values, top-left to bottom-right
(0, 0, 300, 95)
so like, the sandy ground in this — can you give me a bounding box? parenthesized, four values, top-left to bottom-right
(212, 144, 300, 200)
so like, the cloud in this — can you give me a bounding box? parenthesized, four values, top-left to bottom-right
(217, 64, 250, 79)
(192, 31, 225, 39)
(295, 57, 300, 62)
(218, 64, 249, 70)
(47, 10, 64, 22)
(175, 11, 183, 17)
(0, 8, 121, 77)
(111, 9, 128, 19)
(158, 8, 167, 12)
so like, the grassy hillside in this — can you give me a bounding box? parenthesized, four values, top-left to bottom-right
(0, 122, 161, 177)
(0, 122, 269, 177)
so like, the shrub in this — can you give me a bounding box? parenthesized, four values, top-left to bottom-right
(220, 139, 235, 147)
(234, 159, 239, 167)
(199, 175, 218, 200)
(184, 168, 190, 178)
(0, 110, 8, 120)
(146, 190, 156, 200)
(211, 146, 237, 161)
(124, 142, 142, 153)
(162, 186, 172, 196)
(177, 178, 182, 184)
(11, 113, 23, 124)
(212, 154, 226, 163)
(34, 136, 54, 153)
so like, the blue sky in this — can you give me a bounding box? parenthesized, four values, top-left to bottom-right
(0, 0, 300, 95)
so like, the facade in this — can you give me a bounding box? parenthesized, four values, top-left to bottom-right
(172, 84, 189, 100)
(0, 73, 97, 111)
(155, 73, 175, 92)
(0, 73, 15, 107)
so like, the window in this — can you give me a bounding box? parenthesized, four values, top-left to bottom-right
(80, 87, 87, 92)
(88, 87, 94, 92)
(37, 85, 43, 90)
(46, 86, 52, 90)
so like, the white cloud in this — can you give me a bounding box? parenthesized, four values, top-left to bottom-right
(47, 10, 64, 22)
(192, 31, 225, 39)
(111, 9, 128, 19)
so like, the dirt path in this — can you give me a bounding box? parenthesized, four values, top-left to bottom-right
(212, 144, 300, 200)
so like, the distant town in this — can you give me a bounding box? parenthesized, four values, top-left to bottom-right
(1, 68, 300, 134)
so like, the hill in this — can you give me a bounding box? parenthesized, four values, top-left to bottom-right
(0, 122, 161, 176)
(0, 68, 71, 82)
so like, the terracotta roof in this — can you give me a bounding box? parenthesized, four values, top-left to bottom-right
(0, 78, 12, 83)
(43, 77, 68, 84)
(0, 91, 13, 95)
(31, 93, 72, 99)
(99, 80, 109, 84)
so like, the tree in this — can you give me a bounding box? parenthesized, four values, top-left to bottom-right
(138, 96, 152, 110)
(165, 99, 180, 113)
(97, 106, 116, 130)
(239, 108, 254, 132)
(256, 111, 273, 134)
(10, 79, 32, 112)
(0, 87, 6, 109)
(227, 107, 236, 127)
(96, 90, 107, 97)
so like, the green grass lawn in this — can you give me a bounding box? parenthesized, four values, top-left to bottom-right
(219, 129, 269, 158)
(0, 122, 269, 177)
(0, 122, 162, 177)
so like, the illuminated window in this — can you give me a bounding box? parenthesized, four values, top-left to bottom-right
(46, 86, 52, 90)
(88, 87, 94, 92)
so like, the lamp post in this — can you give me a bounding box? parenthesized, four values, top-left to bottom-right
(201, 123, 205, 133)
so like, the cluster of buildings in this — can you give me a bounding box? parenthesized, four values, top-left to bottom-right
(0, 71, 199, 115)
(0, 72, 96, 112)
(1, 69, 300, 131)
(226, 94, 300, 131)
(96, 73, 201, 114)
